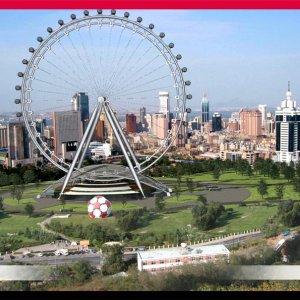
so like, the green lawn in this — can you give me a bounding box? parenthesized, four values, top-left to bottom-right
(157, 171, 289, 186)
(42, 201, 142, 212)
(165, 194, 198, 203)
(23, 188, 47, 195)
(0, 213, 46, 235)
(245, 185, 300, 201)
(208, 204, 277, 235)
(132, 204, 278, 236)
(49, 213, 116, 227)
(4, 197, 37, 206)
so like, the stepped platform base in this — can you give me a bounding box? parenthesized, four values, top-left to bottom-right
(40, 163, 171, 201)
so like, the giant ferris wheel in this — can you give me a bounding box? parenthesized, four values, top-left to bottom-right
(15, 10, 192, 199)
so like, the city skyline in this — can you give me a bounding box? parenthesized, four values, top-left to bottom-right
(0, 10, 300, 113)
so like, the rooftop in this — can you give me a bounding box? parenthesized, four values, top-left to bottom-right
(137, 244, 230, 260)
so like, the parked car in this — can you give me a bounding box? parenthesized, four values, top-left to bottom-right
(37, 253, 43, 257)
(282, 230, 290, 236)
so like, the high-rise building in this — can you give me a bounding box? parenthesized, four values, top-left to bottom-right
(7, 121, 32, 167)
(126, 113, 137, 134)
(212, 112, 222, 132)
(159, 91, 170, 120)
(275, 83, 300, 163)
(53, 110, 82, 161)
(71, 92, 89, 133)
(201, 93, 209, 124)
(239, 109, 262, 137)
(171, 119, 185, 148)
(258, 104, 267, 128)
(140, 107, 146, 125)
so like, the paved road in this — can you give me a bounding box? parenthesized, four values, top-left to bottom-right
(0, 252, 103, 267)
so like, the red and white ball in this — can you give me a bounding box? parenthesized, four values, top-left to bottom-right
(87, 196, 112, 219)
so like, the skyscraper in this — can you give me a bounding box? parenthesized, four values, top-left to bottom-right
(239, 109, 262, 137)
(201, 93, 209, 124)
(258, 104, 267, 128)
(159, 91, 170, 120)
(212, 112, 222, 132)
(71, 92, 89, 133)
(126, 113, 137, 134)
(53, 110, 82, 161)
(275, 83, 300, 164)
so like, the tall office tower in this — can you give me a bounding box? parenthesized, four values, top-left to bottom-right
(93, 119, 105, 142)
(71, 92, 90, 133)
(258, 104, 267, 128)
(239, 109, 262, 137)
(0, 126, 8, 148)
(171, 119, 185, 148)
(201, 93, 209, 124)
(159, 91, 170, 120)
(275, 83, 300, 163)
(53, 110, 82, 161)
(212, 112, 222, 132)
(7, 122, 31, 167)
(126, 113, 137, 134)
(140, 107, 146, 125)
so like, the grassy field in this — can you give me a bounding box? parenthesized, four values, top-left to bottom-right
(132, 204, 278, 236)
(48, 213, 116, 227)
(4, 197, 37, 206)
(157, 171, 289, 186)
(41, 201, 143, 212)
(245, 185, 300, 201)
(0, 213, 46, 235)
(23, 188, 47, 195)
(165, 194, 198, 203)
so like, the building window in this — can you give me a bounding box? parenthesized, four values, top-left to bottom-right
(160, 260, 164, 264)
(151, 261, 156, 265)
(152, 268, 156, 272)
(175, 258, 180, 263)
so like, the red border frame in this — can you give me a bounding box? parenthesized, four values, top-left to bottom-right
(0, 1, 299, 9)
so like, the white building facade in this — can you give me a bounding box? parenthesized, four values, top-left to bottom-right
(275, 84, 300, 164)
(137, 244, 230, 272)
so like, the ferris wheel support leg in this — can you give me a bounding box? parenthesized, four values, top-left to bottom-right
(58, 98, 104, 200)
(103, 102, 145, 198)
(77, 105, 103, 169)
(106, 102, 141, 171)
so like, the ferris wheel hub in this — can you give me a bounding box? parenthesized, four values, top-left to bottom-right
(98, 96, 106, 103)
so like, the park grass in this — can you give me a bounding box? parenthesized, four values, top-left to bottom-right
(157, 171, 289, 186)
(0, 213, 46, 235)
(49, 213, 116, 227)
(165, 194, 198, 203)
(132, 204, 278, 236)
(245, 185, 300, 201)
(23, 188, 47, 195)
(208, 204, 277, 235)
(41, 201, 142, 212)
(4, 197, 37, 206)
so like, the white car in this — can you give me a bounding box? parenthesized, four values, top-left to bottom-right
(38, 253, 43, 257)
(54, 250, 61, 256)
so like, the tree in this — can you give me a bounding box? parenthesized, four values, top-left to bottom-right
(270, 164, 280, 180)
(24, 204, 35, 217)
(173, 185, 181, 201)
(15, 188, 24, 205)
(121, 199, 127, 208)
(275, 184, 285, 200)
(212, 168, 220, 181)
(101, 245, 126, 276)
(257, 179, 268, 199)
(186, 178, 195, 193)
(155, 194, 165, 211)
(0, 196, 4, 211)
(197, 194, 207, 205)
(283, 166, 295, 182)
(192, 203, 224, 230)
(23, 169, 37, 184)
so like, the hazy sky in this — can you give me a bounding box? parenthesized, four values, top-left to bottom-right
(2, 9, 300, 113)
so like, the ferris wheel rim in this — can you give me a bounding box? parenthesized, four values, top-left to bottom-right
(17, 10, 190, 174)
